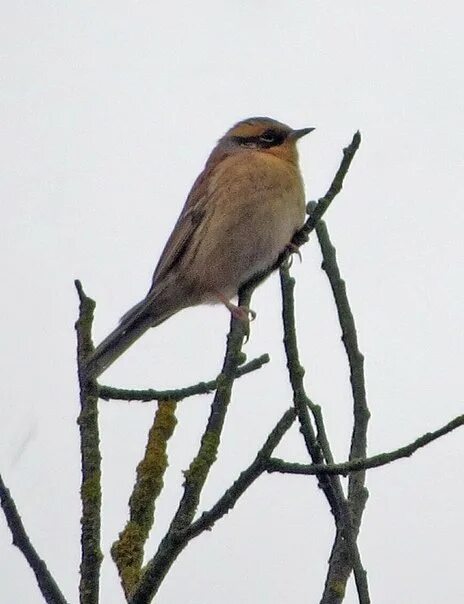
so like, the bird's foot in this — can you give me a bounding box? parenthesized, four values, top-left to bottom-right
(216, 293, 256, 340)
(227, 303, 256, 342)
(230, 304, 256, 323)
(285, 242, 302, 266)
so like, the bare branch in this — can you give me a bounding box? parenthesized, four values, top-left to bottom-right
(279, 264, 338, 504)
(315, 218, 370, 505)
(279, 265, 370, 604)
(98, 354, 270, 402)
(313, 219, 370, 603)
(182, 408, 296, 540)
(75, 280, 102, 604)
(267, 412, 464, 476)
(0, 474, 69, 604)
(294, 131, 361, 245)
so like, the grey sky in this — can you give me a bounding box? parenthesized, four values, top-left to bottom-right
(1, 2, 463, 603)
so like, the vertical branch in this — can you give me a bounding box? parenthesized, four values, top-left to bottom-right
(315, 219, 370, 528)
(169, 289, 252, 534)
(279, 264, 340, 510)
(75, 281, 102, 604)
(129, 286, 254, 604)
(292, 131, 361, 248)
(111, 400, 178, 599)
(279, 265, 370, 604)
(311, 220, 370, 603)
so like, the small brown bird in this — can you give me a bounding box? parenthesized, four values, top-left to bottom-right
(86, 117, 313, 378)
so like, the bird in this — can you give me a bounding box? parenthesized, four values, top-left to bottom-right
(86, 117, 313, 379)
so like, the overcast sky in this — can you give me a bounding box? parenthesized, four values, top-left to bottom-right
(1, 2, 463, 603)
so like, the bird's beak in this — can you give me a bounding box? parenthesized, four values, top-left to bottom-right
(288, 127, 315, 141)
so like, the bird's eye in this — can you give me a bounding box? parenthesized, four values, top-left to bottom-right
(259, 130, 277, 143)
(258, 130, 285, 146)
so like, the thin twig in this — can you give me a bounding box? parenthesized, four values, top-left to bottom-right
(98, 354, 270, 402)
(315, 218, 370, 517)
(279, 265, 369, 604)
(111, 400, 178, 599)
(0, 473, 69, 604)
(182, 408, 296, 540)
(296, 131, 362, 244)
(267, 412, 464, 475)
(75, 280, 103, 604)
(129, 287, 254, 604)
(279, 264, 339, 508)
(314, 220, 370, 604)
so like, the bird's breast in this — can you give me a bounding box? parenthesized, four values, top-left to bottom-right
(217, 151, 304, 235)
(190, 151, 306, 299)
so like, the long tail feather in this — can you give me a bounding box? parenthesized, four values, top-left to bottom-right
(85, 294, 178, 379)
(84, 303, 153, 379)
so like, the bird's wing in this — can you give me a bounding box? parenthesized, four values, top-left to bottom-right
(149, 151, 225, 289)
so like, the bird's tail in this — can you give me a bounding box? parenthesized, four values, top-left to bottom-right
(85, 298, 170, 380)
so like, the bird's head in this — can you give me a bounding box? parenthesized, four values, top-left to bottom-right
(219, 117, 314, 164)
